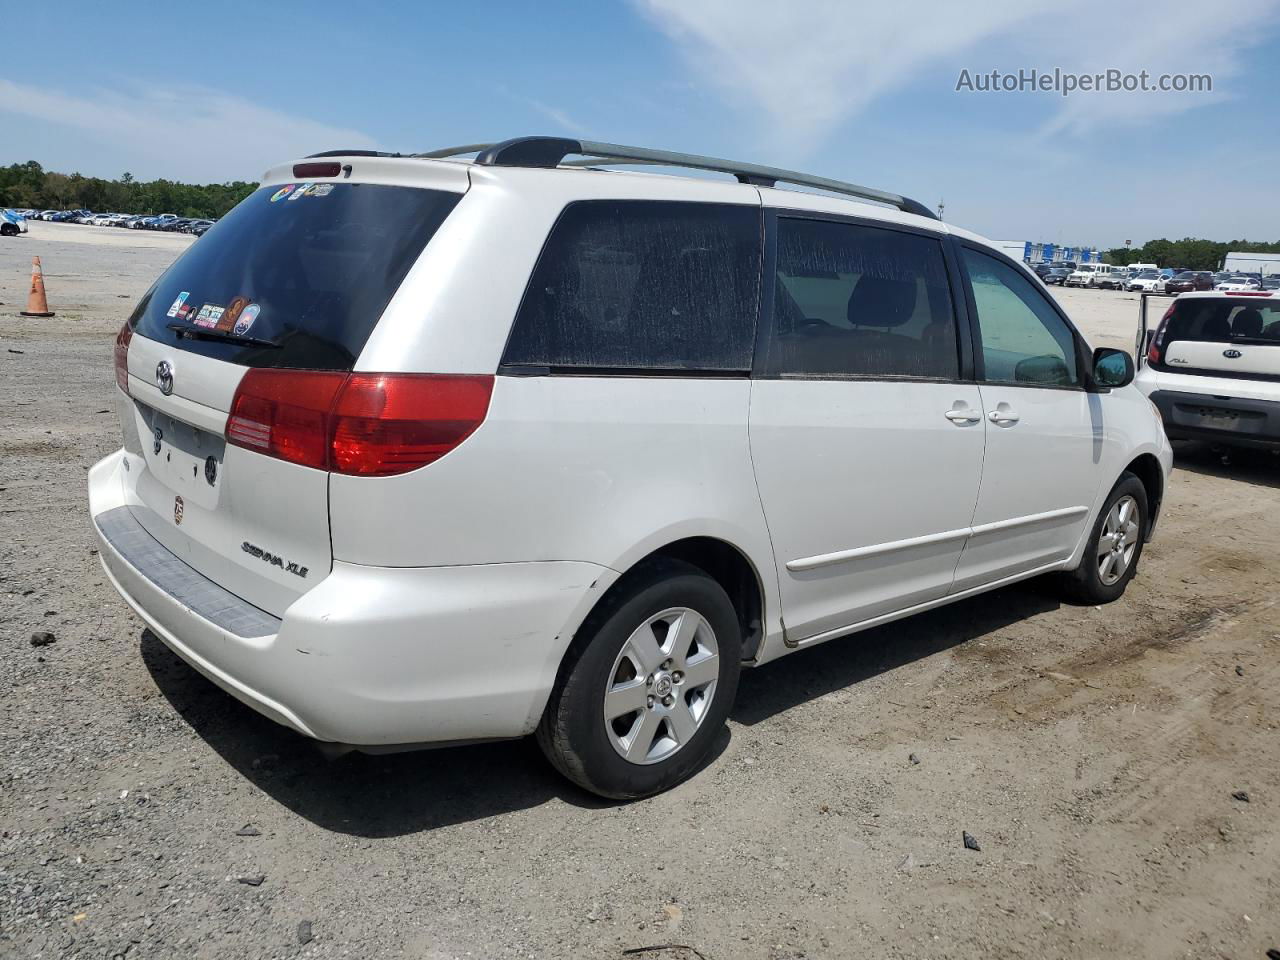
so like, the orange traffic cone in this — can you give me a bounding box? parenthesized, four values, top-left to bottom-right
(21, 256, 55, 318)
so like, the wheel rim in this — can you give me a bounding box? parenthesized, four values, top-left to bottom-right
(1096, 494, 1140, 586)
(603, 606, 720, 766)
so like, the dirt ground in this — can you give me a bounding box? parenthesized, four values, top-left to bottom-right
(2, 221, 1279, 960)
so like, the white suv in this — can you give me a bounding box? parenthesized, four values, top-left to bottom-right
(89, 138, 1172, 798)
(1136, 290, 1280, 448)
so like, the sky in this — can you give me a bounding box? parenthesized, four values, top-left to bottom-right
(3, 0, 1278, 249)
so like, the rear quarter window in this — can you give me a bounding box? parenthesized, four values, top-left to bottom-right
(131, 183, 461, 370)
(502, 200, 762, 372)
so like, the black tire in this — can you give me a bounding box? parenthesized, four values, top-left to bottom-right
(1060, 472, 1148, 604)
(0, 223, 17, 237)
(536, 558, 742, 799)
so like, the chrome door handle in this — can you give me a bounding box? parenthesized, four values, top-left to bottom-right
(988, 410, 1020, 424)
(944, 409, 981, 423)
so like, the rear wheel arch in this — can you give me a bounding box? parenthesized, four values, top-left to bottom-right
(579, 537, 765, 665)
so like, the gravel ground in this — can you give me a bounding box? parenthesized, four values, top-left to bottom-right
(3, 222, 1279, 960)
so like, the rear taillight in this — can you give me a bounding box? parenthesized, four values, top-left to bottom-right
(114, 322, 133, 394)
(1147, 303, 1176, 366)
(226, 370, 493, 476)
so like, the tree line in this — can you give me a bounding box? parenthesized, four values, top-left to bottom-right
(1104, 237, 1280, 271)
(0, 161, 256, 219)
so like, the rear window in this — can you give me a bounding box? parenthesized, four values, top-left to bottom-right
(1165, 298, 1280, 344)
(502, 200, 761, 372)
(130, 182, 461, 370)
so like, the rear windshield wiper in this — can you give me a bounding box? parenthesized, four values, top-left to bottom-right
(167, 322, 280, 348)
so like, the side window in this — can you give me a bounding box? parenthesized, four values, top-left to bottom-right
(502, 200, 760, 371)
(963, 248, 1081, 387)
(766, 218, 959, 379)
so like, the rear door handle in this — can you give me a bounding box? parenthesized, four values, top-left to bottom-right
(988, 409, 1020, 424)
(944, 409, 981, 423)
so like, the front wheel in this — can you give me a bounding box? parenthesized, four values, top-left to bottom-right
(0, 223, 17, 237)
(1061, 472, 1148, 604)
(537, 559, 742, 799)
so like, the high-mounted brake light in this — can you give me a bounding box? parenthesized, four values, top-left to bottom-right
(226, 370, 493, 476)
(1147, 302, 1177, 366)
(292, 161, 342, 179)
(114, 322, 133, 394)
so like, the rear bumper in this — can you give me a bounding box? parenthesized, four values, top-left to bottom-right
(1149, 389, 1280, 449)
(89, 450, 617, 746)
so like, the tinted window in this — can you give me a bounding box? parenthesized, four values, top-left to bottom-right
(503, 201, 760, 371)
(1164, 298, 1280, 343)
(766, 218, 958, 379)
(963, 248, 1080, 386)
(131, 183, 461, 370)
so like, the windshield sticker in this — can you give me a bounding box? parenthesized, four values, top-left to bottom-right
(233, 303, 261, 336)
(270, 184, 296, 202)
(165, 291, 190, 318)
(220, 296, 249, 333)
(176, 302, 193, 320)
(193, 304, 224, 329)
(288, 182, 313, 200)
(312, 183, 335, 197)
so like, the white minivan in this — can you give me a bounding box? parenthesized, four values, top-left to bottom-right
(89, 138, 1172, 797)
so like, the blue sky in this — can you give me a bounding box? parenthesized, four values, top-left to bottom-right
(3, 0, 1278, 248)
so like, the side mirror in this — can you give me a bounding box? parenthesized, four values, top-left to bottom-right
(1092, 347, 1134, 390)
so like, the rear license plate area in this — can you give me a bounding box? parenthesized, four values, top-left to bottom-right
(137, 405, 226, 504)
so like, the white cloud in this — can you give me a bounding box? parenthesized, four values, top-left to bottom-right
(634, 0, 1280, 149)
(0, 78, 380, 182)
(635, 0, 1037, 149)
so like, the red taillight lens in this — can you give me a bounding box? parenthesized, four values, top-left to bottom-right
(226, 370, 347, 470)
(114, 322, 133, 394)
(226, 370, 493, 476)
(1147, 303, 1176, 366)
(330, 374, 494, 476)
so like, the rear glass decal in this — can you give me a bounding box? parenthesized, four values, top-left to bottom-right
(233, 303, 260, 336)
(193, 304, 224, 328)
(287, 182, 313, 201)
(165, 291, 190, 318)
(269, 184, 295, 202)
(221, 296, 250, 332)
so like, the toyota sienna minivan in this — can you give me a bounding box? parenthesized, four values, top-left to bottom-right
(89, 137, 1172, 798)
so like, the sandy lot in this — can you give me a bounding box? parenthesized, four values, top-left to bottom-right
(2, 223, 1278, 960)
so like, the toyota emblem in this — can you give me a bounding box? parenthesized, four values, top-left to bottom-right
(1223, 349, 1243, 359)
(155, 360, 174, 395)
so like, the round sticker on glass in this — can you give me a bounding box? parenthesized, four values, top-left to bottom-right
(233, 303, 261, 336)
(270, 184, 295, 202)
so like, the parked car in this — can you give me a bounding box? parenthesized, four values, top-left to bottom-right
(188, 219, 215, 236)
(1043, 267, 1072, 286)
(1, 208, 29, 236)
(1095, 266, 1127, 290)
(1164, 271, 1214, 294)
(1126, 270, 1166, 293)
(91, 137, 1172, 798)
(1216, 276, 1262, 292)
(1137, 290, 1280, 449)
(1066, 264, 1098, 287)
(1262, 277, 1280, 291)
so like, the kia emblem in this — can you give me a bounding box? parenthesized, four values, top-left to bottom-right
(155, 360, 174, 395)
(1223, 349, 1242, 359)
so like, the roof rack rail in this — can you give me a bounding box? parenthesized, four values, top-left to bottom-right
(414, 137, 937, 220)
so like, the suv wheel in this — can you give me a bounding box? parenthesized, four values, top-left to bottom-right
(0, 223, 17, 237)
(537, 559, 742, 799)
(1061, 472, 1148, 604)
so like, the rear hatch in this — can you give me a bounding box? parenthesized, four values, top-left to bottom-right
(1152, 295, 1280, 379)
(118, 175, 463, 617)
